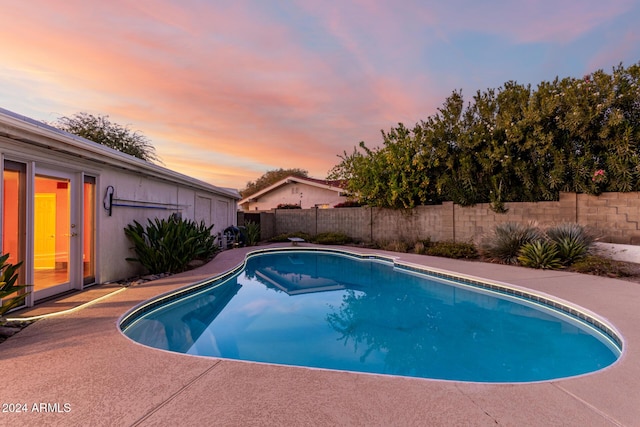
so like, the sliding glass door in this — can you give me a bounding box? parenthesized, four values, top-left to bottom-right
(2, 160, 98, 306)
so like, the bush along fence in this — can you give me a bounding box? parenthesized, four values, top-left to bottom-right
(239, 192, 640, 245)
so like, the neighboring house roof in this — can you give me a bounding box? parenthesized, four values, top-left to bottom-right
(0, 107, 240, 200)
(239, 175, 346, 205)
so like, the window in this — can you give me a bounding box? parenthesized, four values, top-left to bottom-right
(83, 176, 96, 285)
(2, 160, 27, 301)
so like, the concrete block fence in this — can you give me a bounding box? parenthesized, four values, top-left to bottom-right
(239, 192, 640, 245)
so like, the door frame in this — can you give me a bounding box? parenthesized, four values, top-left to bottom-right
(31, 167, 81, 302)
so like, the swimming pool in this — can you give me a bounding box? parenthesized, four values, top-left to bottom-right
(120, 248, 622, 383)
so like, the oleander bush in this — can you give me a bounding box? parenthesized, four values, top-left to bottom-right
(124, 216, 219, 274)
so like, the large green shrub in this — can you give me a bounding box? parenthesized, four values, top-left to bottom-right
(124, 217, 218, 274)
(480, 222, 542, 264)
(329, 63, 640, 210)
(0, 253, 28, 318)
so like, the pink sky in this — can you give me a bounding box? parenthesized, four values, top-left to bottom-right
(1, 0, 638, 189)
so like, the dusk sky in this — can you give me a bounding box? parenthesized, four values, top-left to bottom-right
(1, 1, 639, 190)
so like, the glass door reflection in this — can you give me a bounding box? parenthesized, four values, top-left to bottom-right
(34, 175, 71, 292)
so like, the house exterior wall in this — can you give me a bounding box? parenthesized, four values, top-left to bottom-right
(0, 109, 239, 306)
(96, 169, 238, 282)
(243, 182, 346, 211)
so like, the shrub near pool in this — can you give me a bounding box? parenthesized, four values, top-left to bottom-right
(124, 217, 219, 274)
(312, 232, 353, 245)
(426, 241, 478, 259)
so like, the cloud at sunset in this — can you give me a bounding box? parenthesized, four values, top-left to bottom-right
(1, 0, 638, 189)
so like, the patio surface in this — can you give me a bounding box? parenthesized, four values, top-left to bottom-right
(2, 243, 639, 426)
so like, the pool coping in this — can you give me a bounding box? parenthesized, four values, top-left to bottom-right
(2, 243, 639, 426)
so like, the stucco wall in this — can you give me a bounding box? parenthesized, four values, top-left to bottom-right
(244, 182, 346, 210)
(96, 169, 238, 282)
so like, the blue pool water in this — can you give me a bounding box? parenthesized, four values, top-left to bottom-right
(121, 249, 621, 382)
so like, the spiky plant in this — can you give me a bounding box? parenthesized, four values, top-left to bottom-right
(554, 236, 588, 265)
(546, 223, 594, 246)
(243, 221, 261, 246)
(546, 223, 593, 265)
(518, 241, 563, 270)
(481, 222, 542, 264)
(1, 253, 28, 319)
(124, 217, 219, 274)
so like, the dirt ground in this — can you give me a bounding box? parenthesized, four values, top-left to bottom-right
(611, 261, 640, 283)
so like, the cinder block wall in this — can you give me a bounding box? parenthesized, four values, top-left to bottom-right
(259, 211, 276, 241)
(577, 192, 640, 244)
(275, 209, 317, 236)
(248, 192, 640, 245)
(371, 204, 454, 243)
(453, 193, 576, 242)
(317, 207, 371, 242)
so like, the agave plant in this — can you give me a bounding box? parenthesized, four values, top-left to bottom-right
(554, 236, 588, 265)
(546, 223, 594, 246)
(1, 253, 28, 319)
(481, 222, 542, 264)
(546, 223, 593, 265)
(518, 241, 563, 270)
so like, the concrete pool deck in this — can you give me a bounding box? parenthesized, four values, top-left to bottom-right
(2, 243, 639, 426)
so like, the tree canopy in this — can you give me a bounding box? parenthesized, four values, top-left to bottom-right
(52, 112, 159, 163)
(241, 168, 308, 198)
(329, 62, 640, 212)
